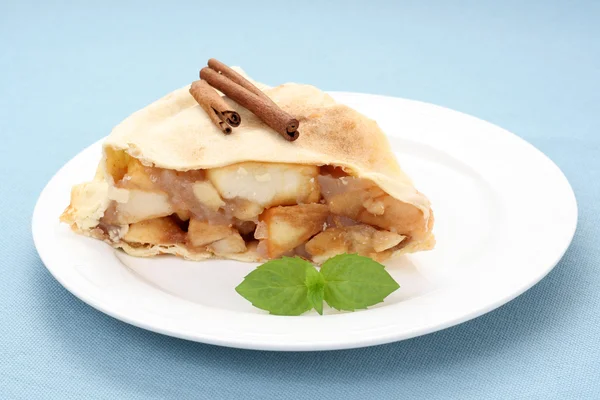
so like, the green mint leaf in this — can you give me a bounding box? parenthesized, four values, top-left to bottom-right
(321, 254, 400, 311)
(305, 265, 325, 315)
(235, 257, 315, 316)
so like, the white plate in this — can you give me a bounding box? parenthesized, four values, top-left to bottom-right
(32, 92, 577, 351)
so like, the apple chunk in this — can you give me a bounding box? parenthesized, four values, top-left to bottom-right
(207, 162, 320, 208)
(124, 217, 185, 245)
(209, 233, 247, 256)
(118, 158, 155, 190)
(257, 204, 329, 258)
(305, 225, 405, 264)
(187, 218, 237, 248)
(324, 178, 427, 239)
(192, 181, 225, 212)
(115, 190, 173, 224)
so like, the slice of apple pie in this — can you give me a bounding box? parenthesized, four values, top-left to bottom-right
(61, 69, 434, 263)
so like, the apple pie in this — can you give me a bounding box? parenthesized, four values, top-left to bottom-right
(61, 69, 434, 263)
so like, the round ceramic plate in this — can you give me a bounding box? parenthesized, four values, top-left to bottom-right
(32, 92, 577, 351)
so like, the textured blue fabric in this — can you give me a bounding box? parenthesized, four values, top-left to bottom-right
(1, 1, 599, 399)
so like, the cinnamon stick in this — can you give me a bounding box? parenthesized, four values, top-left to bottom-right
(200, 67, 300, 141)
(207, 58, 271, 102)
(189, 80, 241, 134)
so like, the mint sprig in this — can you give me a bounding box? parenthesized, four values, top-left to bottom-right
(235, 254, 399, 316)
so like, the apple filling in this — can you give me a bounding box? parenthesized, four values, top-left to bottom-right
(94, 156, 427, 262)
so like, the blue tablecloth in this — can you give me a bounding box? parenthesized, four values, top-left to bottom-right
(2, 1, 599, 399)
